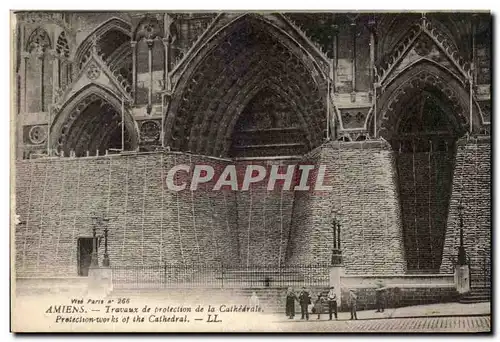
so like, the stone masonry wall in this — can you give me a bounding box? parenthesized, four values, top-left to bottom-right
(440, 137, 491, 285)
(14, 152, 240, 277)
(287, 140, 407, 274)
(286, 151, 321, 265)
(14, 138, 491, 278)
(235, 159, 298, 266)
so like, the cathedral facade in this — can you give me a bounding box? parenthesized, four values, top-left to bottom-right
(13, 11, 491, 304)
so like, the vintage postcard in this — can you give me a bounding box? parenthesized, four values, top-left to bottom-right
(10, 10, 491, 333)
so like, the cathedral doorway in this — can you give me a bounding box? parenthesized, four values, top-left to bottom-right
(77, 237, 94, 276)
(376, 63, 478, 273)
(390, 89, 460, 273)
(50, 85, 139, 156)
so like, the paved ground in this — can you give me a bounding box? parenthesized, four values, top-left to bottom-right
(266, 302, 491, 332)
(273, 315, 491, 333)
(272, 301, 491, 320)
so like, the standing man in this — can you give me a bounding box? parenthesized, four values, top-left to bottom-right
(249, 291, 260, 308)
(298, 287, 311, 320)
(285, 287, 298, 319)
(375, 280, 386, 313)
(349, 289, 358, 320)
(326, 286, 338, 320)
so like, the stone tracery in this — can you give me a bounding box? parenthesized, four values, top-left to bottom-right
(50, 84, 139, 156)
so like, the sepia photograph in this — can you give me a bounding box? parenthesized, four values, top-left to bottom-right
(9, 9, 492, 333)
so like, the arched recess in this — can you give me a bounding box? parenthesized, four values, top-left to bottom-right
(74, 17, 132, 69)
(50, 84, 139, 156)
(227, 82, 309, 157)
(377, 61, 482, 140)
(55, 31, 72, 91)
(132, 16, 164, 110)
(25, 27, 52, 113)
(164, 14, 327, 157)
(375, 61, 482, 273)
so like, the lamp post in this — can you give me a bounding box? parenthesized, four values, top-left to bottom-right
(90, 214, 111, 268)
(331, 214, 343, 265)
(90, 216, 99, 268)
(457, 200, 467, 265)
(102, 217, 110, 267)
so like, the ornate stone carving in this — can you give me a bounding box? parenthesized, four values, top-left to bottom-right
(167, 18, 327, 156)
(18, 12, 72, 33)
(27, 28, 51, 55)
(340, 108, 369, 129)
(53, 87, 64, 104)
(55, 31, 70, 58)
(140, 120, 160, 143)
(28, 125, 47, 145)
(136, 17, 162, 41)
(414, 34, 434, 57)
(86, 63, 101, 80)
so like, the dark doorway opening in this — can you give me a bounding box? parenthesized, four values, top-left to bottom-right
(77, 237, 95, 276)
(389, 88, 462, 273)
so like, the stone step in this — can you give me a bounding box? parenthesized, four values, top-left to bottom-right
(459, 287, 491, 304)
(459, 298, 490, 304)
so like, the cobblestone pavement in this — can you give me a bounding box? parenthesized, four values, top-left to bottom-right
(276, 315, 491, 332)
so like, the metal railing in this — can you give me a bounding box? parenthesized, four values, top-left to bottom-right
(470, 256, 491, 288)
(111, 263, 329, 289)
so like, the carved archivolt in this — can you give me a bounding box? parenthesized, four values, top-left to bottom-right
(50, 84, 139, 154)
(377, 64, 481, 139)
(376, 17, 472, 89)
(164, 15, 327, 157)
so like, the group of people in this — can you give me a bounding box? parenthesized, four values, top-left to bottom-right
(285, 286, 359, 320)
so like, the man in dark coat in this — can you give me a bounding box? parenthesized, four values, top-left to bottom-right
(375, 280, 386, 312)
(285, 287, 297, 319)
(298, 287, 311, 320)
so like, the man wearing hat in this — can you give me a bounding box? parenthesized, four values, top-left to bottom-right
(298, 286, 312, 320)
(348, 289, 358, 320)
(326, 286, 338, 320)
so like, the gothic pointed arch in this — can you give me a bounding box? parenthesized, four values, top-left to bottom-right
(375, 59, 485, 273)
(227, 82, 309, 157)
(25, 27, 53, 112)
(56, 31, 70, 57)
(164, 14, 328, 157)
(55, 31, 72, 92)
(74, 17, 132, 69)
(133, 15, 163, 41)
(49, 83, 139, 156)
(376, 61, 482, 140)
(26, 27, 52, 52)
